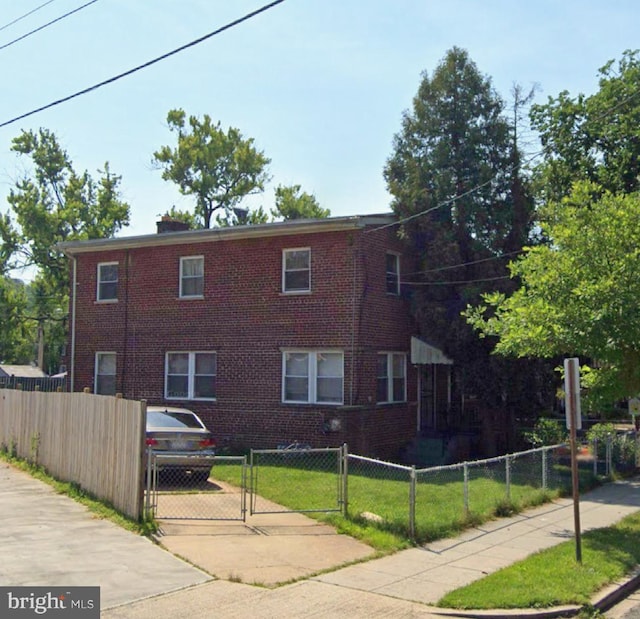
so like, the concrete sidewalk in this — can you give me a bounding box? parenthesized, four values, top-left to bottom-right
(0, 463, 211, 609)
(3, 459, 640, 618)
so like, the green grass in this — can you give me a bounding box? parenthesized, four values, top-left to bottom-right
(212, 457, 600, 550)
(0, 450, 158, 536)
(438, 510, 640, 610)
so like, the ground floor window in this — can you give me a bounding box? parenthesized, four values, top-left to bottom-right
(95, 352, 116, 395)
(377, 352, 406, 403)
(165, 351, 216, 400)
(282, 350, 343, 404)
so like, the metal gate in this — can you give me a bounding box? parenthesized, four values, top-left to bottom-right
(145, 451, 247, 521)
(249, 446, 345, 515)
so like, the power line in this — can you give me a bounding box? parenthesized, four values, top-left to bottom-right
(404, 250, 522, 278)
(0, 0, 99, 52)
(370, 84, 640, 235)
(0, 0, 58, 33)
(0, 0, 286, 129)
(403, 275, 511, 286)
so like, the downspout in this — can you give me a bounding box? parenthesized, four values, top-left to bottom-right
(70, 256, 77, 392)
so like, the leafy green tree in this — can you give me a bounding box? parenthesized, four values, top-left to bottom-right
(466, 182, 640, 409)
(0, 277, 33, 364)
(271, 184, 330, 220)
(531, 50, 640, 203)
(7, 129, 130, 291)
(153, 109, 271, 228)
(383, 47, 546, 449)
(3, 128, 130, 369)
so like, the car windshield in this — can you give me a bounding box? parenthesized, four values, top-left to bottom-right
(147, 411, 204, 430)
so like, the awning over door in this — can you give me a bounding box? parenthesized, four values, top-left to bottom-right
(411, 336, 453, 365)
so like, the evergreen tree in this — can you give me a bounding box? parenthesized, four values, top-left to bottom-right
(384, 48, 548, 452)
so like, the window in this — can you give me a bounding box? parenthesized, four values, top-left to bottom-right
(283, 351, 343, 404)
(377, 353, 406, 403)
(180, 256, 204, 298)
(95, 352, 116, 395)
(283, 248, 311, 293)
(166, 352, 216, 400)
(97, 262, 118, 301)
(386, 252, 400, 295)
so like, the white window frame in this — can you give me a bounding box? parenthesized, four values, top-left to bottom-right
(165, 351, 217, 401)
(282, 248, 311, 293)
(95, 352, 116, 395)
(96, 262, 118, 302)
(386, 252, 400, 296)
(179, 256, 204, 299)
(282, 350, 343, 405)
(377, 352, 407, 403)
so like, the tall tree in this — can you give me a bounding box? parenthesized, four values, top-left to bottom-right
(531, 49, 640, 203)
(0, 277, 33, 364)
(466, 182, 640, 412)
(7, 129, 130, 291)
(384, 47, 545, 448)
(3, 128, 130, 369)
(153, 109, 271, 228)
(271, 184, 330, 220)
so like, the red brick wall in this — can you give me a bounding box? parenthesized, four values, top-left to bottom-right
(69, 223, 417, 460)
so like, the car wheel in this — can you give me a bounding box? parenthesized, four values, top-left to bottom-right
(191, 470, 210, 484)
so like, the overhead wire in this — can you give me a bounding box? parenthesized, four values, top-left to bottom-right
(368, 85, 640, 236)
(0, 0, 286, 129)
(403, 250, 522, 277)
(0, 0, 99, 52)
(0, 0, 58, 33)
(403, 275, 511, 286)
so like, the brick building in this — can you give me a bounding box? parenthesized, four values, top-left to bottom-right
(59, 213, 440, 460)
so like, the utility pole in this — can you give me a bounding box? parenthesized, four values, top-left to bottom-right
(37, 320, 45, 372)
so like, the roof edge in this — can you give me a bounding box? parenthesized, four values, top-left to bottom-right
(57, 213, 397, 255)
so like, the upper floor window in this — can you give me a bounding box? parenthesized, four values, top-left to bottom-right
(282, 350, 343, 404)
(165, 351, 216, 400)
(97, 262, 118, 301)
(377, 352, 406, 403)
(95, 352, 116, 395)
(283, 248, 311, 293)
(386, 252, 400, 295)
(180, 256, 204, 298)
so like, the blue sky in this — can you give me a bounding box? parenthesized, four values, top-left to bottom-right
(1, 0, 639, 238)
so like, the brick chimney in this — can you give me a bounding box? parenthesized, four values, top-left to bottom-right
(156, 215, 191, 234)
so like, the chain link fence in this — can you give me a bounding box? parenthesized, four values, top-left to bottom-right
(250, 446, 344, 515)
(346, 435, 639, 541)
(145, 452, 247, 521)
(143, 433, 638, 541)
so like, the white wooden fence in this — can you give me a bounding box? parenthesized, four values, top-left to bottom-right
(0, 390, 145, 520)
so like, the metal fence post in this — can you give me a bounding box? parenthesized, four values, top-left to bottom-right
(593, 438, 598, 477)
(342, 443, 349, 517)
(463, 462, 469, 517)
(249, 449, 255, 515)
(144, 448, 151, 518)
(542, 448, 548, 490)
(505, 455, 511, 500)
(409, 466, 416, 540)
(606, 434, 612, 477)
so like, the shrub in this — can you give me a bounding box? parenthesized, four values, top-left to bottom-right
(523, 418, 568, 447)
